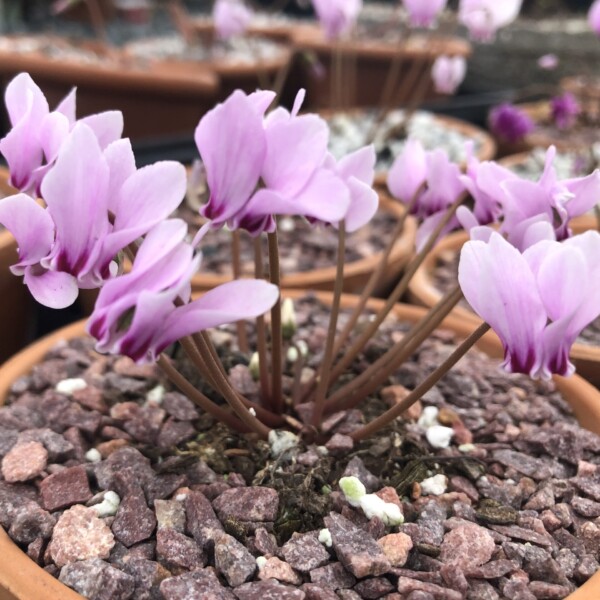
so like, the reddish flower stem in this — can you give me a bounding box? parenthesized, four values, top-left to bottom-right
(331, 190, 420, 359)
(326, 191, 466, 387)
(325, 285, 463, 413)
(351, 322, 491, 442)
(253, 237, 272, 405)
(231, 230, 249, 354)
(312, 221, 346, 428)
(157, 356, 249, 433)
(268, 231, 283, 414)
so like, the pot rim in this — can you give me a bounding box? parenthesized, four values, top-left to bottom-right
(291, 24, 472, 60)
(190, 194, 418, 290)
(407, 215, 600, 364)
(0, 294, 599, 599)
(0, 34, 220, 96)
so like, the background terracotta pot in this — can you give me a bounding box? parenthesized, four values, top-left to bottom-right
(123, 37, 293, 101)
(190, 195, 417, 296)
(0, 36, 220, 140)
(407, 215, 600, 386)
(0, 294, 599, 598)
(290, 25, 471, 110)
(0, 167, 34, 364)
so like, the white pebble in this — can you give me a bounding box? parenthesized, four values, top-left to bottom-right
(256, 556, 267, 569)
(91, 491, 121, 517)
(286, 347, 299, 363)
(318, 528, 332, 547)
(249, 408, 257, 417)
(268, 430, 299, 458)
(420, 474, 448, 496)
(85, 448, 102, 463)
(459, 443, 476, 453)
(146, 385, 165, 404)
(55, 378, 87, 395)
(426, 425, 454, 449)
(418, 406, 439, 429)
(175, 493, 188, 502)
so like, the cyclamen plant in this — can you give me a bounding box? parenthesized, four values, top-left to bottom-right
(2, 71, 599, 447)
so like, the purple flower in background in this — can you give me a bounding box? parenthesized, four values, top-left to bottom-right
(459, 231, 600, 379)
(0, 122, 186, 308)
(311, 0, 362, 39)
(589, 0, 600, 36)
(196, 89, 359, 236)
(550, 93, 580, 130)
(488, 103, 535, 144)
(431, 55, 467, 95)
(0, 73, 123, 196)
(538, 54, 559, 70)
(213, 0, 253, 39)
(458, 0, 522, 42)
(88, 219, 279, 364)
(402, 0, 447, 28)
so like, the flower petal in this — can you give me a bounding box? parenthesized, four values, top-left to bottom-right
(79, 111, 124, 150)
(387, 138, 427, 205)
(0, 193, 54, 273)
(195, 91, 266, 225)
(458, 232, 546, 375)
(23, 267, 78, 309)
(40, 122, 110, 279)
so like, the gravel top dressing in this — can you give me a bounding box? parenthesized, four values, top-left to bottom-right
(0, 296, 598, 599)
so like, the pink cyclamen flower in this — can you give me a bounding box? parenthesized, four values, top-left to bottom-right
(538, 54, 559, 70)
(0, 123, 186, 309)
(402, 0, 447, 28)
(500, 146, 600, 249)
(387, 140, 465, 250)
(459, 230, 600, 379)
(458, 148, 516, 230)
(550, 93, 580, 130)
(589, 0, 600, 36)
(88, 219, 279, 364)
(0, 72, 123, 196)
(311, 0, 362, 39)
(196, 89, 362, 236)
(458, 0, 522, 42)
(488, 103, 535, 144)
(431, 55, 467, 95)
(213, 0, 253, 39)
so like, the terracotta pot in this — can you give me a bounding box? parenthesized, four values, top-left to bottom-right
(190, 194, 417, 296)
(0, 35, 219, 141)
(407, 215, 600, 386)
(60, 0, 117, 22)
(290, 24, 471, 110)
(123, 37, 293, 100)
(190, 16, 298, 44)
(0, 293, 599, 598)
(0, 167, 33, 364)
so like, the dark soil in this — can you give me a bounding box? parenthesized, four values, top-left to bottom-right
(432, 250, 600, 347)
(1, 296, 599, 598)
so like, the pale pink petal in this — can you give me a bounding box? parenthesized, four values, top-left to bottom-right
(262, 113, 329, 197)
(336, 145, 376, 186)
(55, 87, 76, 125)
(458, 232, 546, 375)
(563, 170, 600, 218)
(387, 138, 427, 205)
(0, 194, 54, 273)
(195, 91, 266, 225)
(79, 111, 124, 150)
(23, 267, 78, 309)
(103, 138, 137, 213)
(336, 178, 378, 232)
(4, 73, 48, 126)
(40, 123, 110, 279)
(39, 111, 71, 163)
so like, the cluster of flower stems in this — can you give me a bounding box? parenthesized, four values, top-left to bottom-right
(154, 190, 489, 443)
